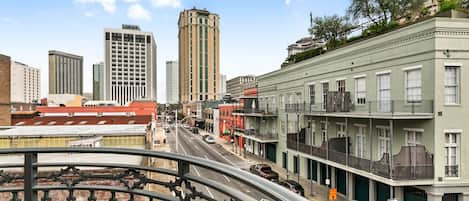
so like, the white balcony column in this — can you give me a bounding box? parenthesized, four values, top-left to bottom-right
(330, 167, 336, 188)
(346, 172, 354, 201)
(426, 193, 443, 201)
(369, 179, 376, 201)
(316, 161, 321, 184)
(393, 186, 404, 201)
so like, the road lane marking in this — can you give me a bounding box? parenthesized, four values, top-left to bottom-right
(178, 140, 214, 199)
(192, 135, 237, 166)
(203, 155, 231, 183)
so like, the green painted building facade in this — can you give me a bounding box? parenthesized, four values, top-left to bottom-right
(256, 16, 469, 201)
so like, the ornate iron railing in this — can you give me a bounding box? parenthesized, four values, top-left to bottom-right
(0, 148, 307, 201)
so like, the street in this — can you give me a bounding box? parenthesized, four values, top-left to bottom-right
(166, 125, 273, 201)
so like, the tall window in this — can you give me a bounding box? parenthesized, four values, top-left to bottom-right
(445, 66, 460, 104)
(336, 123, 346, 137)
(355, 77, 366, 105)
(320, 122, 327, 144)
(405, 69, 422, 103)
(282, 152, 287, 169)
(322, 82, 329, 110)
(337, 80, 346, 93)
(355, 126, 367, 158)
(405, 129, 422, 146)
(377, 73, 391, 112)
(377, 127, 390, 159)
(309, 85, 315, 105)
(293, 155, 299, 174)
(445, 132, 460, 177)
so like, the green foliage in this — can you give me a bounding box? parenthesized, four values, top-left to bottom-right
(286, 47, 325, 64)
(362, 21, 399, 37)
(347, 0, 426, 24)
(308, 15, 355, 49)
(177, 112, 185, 121)
(439, 0, 462, 12)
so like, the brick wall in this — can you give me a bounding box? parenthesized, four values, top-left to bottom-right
(0, 54, 11, 126)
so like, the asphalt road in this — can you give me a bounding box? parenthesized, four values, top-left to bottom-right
(166, 125, 273, 201)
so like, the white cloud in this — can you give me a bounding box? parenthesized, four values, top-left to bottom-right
(285, 0, 291, 5)
(75, 0, 116, 14)
(150, 0, 181, 8)
(84, 11, 96, 17)
(127, 4, 151, 20)
(122, 0, 139, 2)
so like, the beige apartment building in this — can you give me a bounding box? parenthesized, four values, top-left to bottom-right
(10, 61, 40, 103)
(178, 8, 220, 103)
(48, 50, 83, 95)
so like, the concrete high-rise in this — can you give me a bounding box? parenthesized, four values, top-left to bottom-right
(104, 24, 157, 105)
(178, 8, 220, 103)
(226, 75, 256, 98)
(166, 60, 179, 104)
(11, 61, 40, 103)
(93, 62, 104, 100)
(48, 50, 83, 95)
(0, 54, 11, 126)
(220, 74, 226, 98)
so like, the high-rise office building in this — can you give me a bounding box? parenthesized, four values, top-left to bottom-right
(93, 62, 104, 100)
(220, 74, 226, 98)
(10, 61, 40, 103)
(104, 24, 157, 105)
(166, 60, 179, 104)
(0, 54, 11, 126)
(48, 50, 83, 95)
(226, 75, 256, 98)
(178, 8, 220, 103)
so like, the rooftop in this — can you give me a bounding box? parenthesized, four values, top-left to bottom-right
(0, 124, 148, 138)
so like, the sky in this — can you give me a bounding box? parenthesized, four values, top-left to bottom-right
(0, 0, 350, 103)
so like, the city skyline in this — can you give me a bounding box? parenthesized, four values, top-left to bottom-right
(0, 0, 349, 102)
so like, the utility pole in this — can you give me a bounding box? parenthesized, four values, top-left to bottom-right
(175, 109, 178, 154)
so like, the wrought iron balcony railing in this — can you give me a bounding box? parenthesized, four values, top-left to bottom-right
(287, 134, 434, 180)
(285, 100, 434, 117)
(0, 147, 307, 201)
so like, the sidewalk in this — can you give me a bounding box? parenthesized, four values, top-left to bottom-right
(209, 134, 344, 201)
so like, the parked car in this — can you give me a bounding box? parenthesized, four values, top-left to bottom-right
(191, 127, 199, 134)
(203, 135, 215, 144)
(183, 124, 190, 129)
(278, 180, 305, 196)
(249, 164, 279, 181)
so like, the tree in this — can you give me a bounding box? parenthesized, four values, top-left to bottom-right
(308, 15, 355, 48)
(348, 0, 426, 25)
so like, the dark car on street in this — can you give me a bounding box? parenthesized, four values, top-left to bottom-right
(249, 164, 279, 181)
(278, 180, 305, 196)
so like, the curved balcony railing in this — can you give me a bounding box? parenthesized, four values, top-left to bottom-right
(0, 147, 307, 201)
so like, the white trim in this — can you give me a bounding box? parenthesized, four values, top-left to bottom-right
(320, 80, 329, 83)
(354, 123, 367, 127)
(376, 70, 391, 75)
(403, 128, 424, 132)
(376, 125, 390, 129)
(444, 62, 463, 67)
(336, 122, 346, 126)
(402, 65, 422, 71)
(444, 129, 463, 133)
(307, 81, 316, 86)
(335, 77, 346, 81)
(353, 74, 366, 79)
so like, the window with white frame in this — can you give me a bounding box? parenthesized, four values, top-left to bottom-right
(322, 83, 329, 110)
(377, 127, 390, 159)
(445, 132, 460, 177)
(355, 125, 367, 158)
(280, 94, 285, 109)
(405, 129, 423, 146)
(336, 123, 346, 137)
(320, 122, 327, 144)
(355, 77, 366, 105)
(377, 73, 391, 112)
(405, 69, 422, 103)
(445, 66, 460, 105)
(309, 85, 315, 105)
